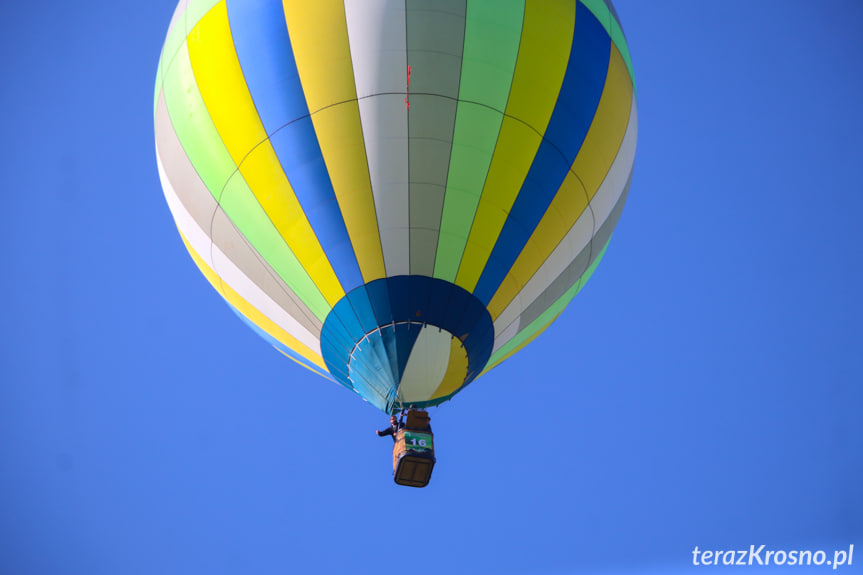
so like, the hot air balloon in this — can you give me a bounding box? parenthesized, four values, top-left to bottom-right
(154, 0, 636, 418)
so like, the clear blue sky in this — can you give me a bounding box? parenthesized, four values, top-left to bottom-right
(2, 1, 862, 574)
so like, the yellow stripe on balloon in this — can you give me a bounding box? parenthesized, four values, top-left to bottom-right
(455, 0, 576, 293)
(569, 43, 633, 203)
(430, 337, 470, 401)
(486, 43, 633, 319)
(179, 231, 328, 371)
(186, 1, 346, 307)
(283, 0, 386, 282)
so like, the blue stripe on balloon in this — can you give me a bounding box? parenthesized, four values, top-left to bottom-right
(346, 339, 393, 411)
(544, 4, 612, 163)
(226, 0, 364, 293)
(353, 334, 396, 389)
(377, 325, 399, 386)
(473, 3, 611, 305)
(319, 337, 352, 383)
(366, 279, 394, 327)
(428, 280, 470, 337)
(224, 0, 307, 132)
(334, 301, 364, 347)
(321, 314, 355, 358)
(346, 286, 380, 335)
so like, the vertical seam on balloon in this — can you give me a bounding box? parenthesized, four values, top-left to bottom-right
(427, 0, 469, 276)
(450, 0, 526, 287)
(404, 0, 411, 282)
(404, 0, 411, 281)
(398, 0, 410, 393)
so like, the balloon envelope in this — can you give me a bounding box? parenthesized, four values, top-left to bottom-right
(154, 0, 637, 413)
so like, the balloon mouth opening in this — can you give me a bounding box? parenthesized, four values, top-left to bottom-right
(320, 276, 494, 413)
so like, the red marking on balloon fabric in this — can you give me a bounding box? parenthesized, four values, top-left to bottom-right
(405, 65, 411, 109)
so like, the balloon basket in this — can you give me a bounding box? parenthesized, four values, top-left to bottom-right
(392, 411, 435, 487)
